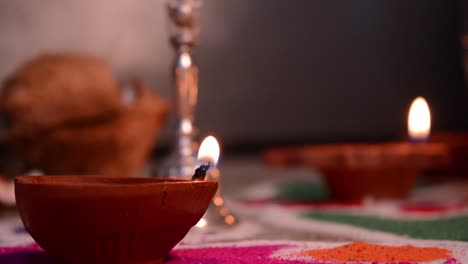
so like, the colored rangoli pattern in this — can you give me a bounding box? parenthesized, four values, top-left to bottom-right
(240, 178, 468, 242)
(302, 211, 468, 241)
(0, 241, 466, 264)
(303, 242, 452, 263)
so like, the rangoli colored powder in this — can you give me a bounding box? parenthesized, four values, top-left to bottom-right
(302, 211, 468, 241)
(303, 242, 452, 262)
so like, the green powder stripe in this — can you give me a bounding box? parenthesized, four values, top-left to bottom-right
(277, 182, 329, 201)
(302, 211, 468, 241)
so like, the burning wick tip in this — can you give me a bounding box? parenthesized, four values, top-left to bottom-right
(191, 163, 210, 181)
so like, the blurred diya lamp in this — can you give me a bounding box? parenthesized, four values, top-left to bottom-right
(427, 131, 468, 178)
(408, 97, 468, 178)
(15, 174, 217, 264)
(194, 136, 237, 230)
(264, 97, 450, 200)
(264, 142, 449, 200)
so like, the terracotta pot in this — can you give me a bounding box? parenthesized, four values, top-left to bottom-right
(264, 142, 450, 200)
(15, 176, 217, 264)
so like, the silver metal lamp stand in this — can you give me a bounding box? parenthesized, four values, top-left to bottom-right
(159, 0, 202, 178)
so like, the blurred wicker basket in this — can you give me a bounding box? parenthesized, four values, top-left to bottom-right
(12, 81, 167, 176)
(0, 54, 169, 177)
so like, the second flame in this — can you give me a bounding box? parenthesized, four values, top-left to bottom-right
(408, 96, 431, 142)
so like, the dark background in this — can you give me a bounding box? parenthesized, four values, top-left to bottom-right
(195, 0, 467, 149)
(0, 0, 466, 152)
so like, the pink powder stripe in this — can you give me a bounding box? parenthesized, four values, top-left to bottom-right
(0, 243, 458, 264)
(166, 245, 318, 264)
(0, 244, 42, 254)
(0, 244, 325, 264)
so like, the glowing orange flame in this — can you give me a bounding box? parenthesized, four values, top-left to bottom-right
(408, 97, 431, 142)
(197, 136, 220, 167)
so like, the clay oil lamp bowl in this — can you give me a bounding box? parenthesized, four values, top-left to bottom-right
(15, 175, 217, 264)
(264, 142, 449, 200)
(265, 97, 452, 200)
(427, 131, 468, 178)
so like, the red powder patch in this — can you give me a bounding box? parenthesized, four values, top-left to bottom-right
(303, 242, 452, 262)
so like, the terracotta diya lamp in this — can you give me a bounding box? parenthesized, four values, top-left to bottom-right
(15, 175, 217, 264)
(264, 142, 449, 200)
(427, 131, 468, 178)
(406, 98, 468, 178)
(264, 97, 450, 200)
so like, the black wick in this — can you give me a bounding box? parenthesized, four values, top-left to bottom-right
(191, 163, 210, 181)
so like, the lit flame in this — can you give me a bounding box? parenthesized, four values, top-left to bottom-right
(180, 52, 192, 68)
(195, 218, 207, 228)
(197, 136, 220, 168)
(180, 119, 192, 134)
(408, 97, 431, 142)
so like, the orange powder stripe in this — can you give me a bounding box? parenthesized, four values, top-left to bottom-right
(303, 242, 452, 262)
